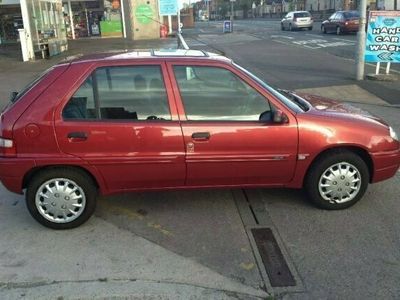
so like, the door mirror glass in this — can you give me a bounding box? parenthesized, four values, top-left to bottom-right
(273, 110, 288, 124)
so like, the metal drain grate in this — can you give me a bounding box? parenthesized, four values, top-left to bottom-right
(252, 228, 296, 287)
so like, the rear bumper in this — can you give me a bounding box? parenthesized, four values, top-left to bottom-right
(293, 22, 313, 28)
(371, 149, 400, 183)
(0, 158, 35, 194)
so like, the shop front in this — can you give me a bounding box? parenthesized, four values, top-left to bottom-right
(25, 0, 68, 57)
(62, 0, 123, 39)
(0, 0, 22, 44)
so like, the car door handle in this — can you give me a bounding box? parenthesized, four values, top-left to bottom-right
(191, 132, 210, 141)
(67, 131, 88, 141)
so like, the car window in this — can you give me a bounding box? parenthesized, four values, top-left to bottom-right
(294, 12, 310, 18)
(63, 65, 171, 121)
(330, 13, 337, 20)
(343, 11, 359, 18)
(173, 66, 271, 121)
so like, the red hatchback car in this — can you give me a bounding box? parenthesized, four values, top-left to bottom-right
(321, 10, 360, 35)
(1, 50, 399, 229)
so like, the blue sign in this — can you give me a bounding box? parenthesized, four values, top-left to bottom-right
(365, 11, 400, 63)
(223, 20, 232, 33)
(159, 0, 178, 16)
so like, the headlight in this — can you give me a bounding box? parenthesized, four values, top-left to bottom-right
(389, 126, 398, 141)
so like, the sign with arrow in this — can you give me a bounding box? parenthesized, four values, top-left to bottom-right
(365, 11, 400, 63)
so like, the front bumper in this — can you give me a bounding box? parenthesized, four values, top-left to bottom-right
(371, 148, 400, 183)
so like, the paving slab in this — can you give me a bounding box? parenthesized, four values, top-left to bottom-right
(0, 185, 268, 299)
(295, 84, 389, 105)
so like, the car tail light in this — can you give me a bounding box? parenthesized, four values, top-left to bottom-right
(345, 21, 349, 25)
(0, 137, 16, 157)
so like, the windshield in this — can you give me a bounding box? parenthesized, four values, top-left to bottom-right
(11, 67, 54, 103)
(233, 62, 304, 113)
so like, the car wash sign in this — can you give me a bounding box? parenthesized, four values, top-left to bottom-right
(365, 11, 400, 63)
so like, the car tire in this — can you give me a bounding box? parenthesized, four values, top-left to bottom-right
(321, 25, 326, 33)
(305, 149, 369, 210)
(308, 26, 313, 31)
(289, 24, 292, 31)
(26, 168, 97, 229)
(336, 26, 341, 35)
(281, 23, 284, 30)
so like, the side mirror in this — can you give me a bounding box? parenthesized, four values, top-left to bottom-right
(273, 110, 289, 124)
(10, 91, 18, 102)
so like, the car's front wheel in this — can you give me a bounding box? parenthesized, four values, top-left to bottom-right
(305, 150, 369, 210)
(26, 168, 97, 229)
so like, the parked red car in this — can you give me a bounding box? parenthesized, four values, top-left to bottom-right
(321, 10, 360, 35)
(1, 50, 399, 229)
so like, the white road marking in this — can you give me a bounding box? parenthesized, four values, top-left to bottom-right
(274, 40, 291, 45)
(332, 37, 356, 43)
(305, 33, 324, 38)
(271, 35, 294, 39)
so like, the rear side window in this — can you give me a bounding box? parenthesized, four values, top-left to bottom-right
(343, 11, 359, 18)
(63, 65, 171, 121)
(294, 12, 310, 18)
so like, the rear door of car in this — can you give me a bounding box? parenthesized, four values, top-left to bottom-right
(54, 60, 185, 193)
(167, 61, 298, 187)
(327, 13, 337, 31)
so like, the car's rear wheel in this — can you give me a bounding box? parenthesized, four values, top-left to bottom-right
(336, 26, 341, 35)
(289, 24, 292, 31)
(321, 25, 326, 33)
(305, 150, 369, 210)
(26, 168, 97, 229)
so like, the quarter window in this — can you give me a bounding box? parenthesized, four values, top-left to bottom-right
(63, 66, 171, 121)
(173, 66, 271, 121)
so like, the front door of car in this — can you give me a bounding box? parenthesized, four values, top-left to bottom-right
(167, 62, 298, 187)
(55, 63, 185, 193)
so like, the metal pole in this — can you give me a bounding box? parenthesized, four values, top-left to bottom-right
(207, 0, 210, 26)
(120, 0, 127, 38)
(386, 62, 391, 75)
(230, 1, 234, 23)
(375, 62, 380, 75)
(85, 8, 90, 37)
(168, 15, 172, 34)
(68, 0, 75, 40)
(355, 0, 367, 80)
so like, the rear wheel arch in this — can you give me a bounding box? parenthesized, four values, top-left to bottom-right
(23, 165, 100, 191)
(304, 146, 374, 187)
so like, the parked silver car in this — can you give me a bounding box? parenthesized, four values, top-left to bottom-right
(281, 11, 313, 31)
